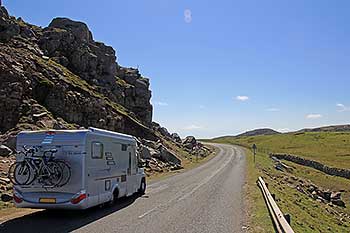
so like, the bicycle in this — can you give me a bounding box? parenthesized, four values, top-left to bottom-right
(8, 146, 71, 187)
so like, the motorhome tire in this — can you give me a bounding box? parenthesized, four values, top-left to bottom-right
(138, 179, 146, 195)
(110, 189, 119, 205)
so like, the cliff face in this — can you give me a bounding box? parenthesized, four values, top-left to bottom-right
(0, 6, 154, 147)
(38, 17, 153, 124)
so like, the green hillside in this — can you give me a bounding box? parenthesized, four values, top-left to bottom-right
(211, 131, 350, 169)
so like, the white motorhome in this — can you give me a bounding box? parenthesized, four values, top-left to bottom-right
(13, 127, 146, 209)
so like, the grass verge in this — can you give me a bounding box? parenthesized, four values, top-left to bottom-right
(214, 141, 350, 232)
(243, 147, 275, 232)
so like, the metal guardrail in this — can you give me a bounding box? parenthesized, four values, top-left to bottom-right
(257, 176, 295, 233)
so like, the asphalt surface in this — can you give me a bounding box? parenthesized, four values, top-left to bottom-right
(0, 144, 246, 233)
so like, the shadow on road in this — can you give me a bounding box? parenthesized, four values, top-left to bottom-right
(0, 194, 142, 233)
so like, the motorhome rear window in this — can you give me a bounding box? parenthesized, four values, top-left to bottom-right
(92, 142, 103, 159)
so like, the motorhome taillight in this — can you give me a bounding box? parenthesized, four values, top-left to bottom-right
(13, 194, 23, 203)
(71, 193, 87, 204)
(47, 131, 55, 135)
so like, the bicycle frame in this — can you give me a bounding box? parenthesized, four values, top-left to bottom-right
(21, 149, 61, 187)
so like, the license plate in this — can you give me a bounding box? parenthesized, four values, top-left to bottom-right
(39, 198, 56, 204)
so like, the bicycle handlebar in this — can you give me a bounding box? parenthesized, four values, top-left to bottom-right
(17, 146, 57, 158)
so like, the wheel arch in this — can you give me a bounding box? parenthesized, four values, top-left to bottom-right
(111, 184, 120, 199)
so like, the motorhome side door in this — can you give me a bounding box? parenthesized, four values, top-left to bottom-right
(126, 145, 137, 195)
(87, 141, 109, 206)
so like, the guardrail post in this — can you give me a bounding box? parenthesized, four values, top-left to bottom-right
(271, 193, 276, 200)
(284, 214, 291, 225)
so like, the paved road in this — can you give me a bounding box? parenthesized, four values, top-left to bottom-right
(0, 144, 246, 233)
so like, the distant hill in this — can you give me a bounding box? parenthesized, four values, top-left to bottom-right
(296, 124, 350, 133)
(236, 128, 280, 137)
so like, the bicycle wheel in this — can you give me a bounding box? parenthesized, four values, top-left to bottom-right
(8, 162, 18, 184)
(55, 161, 71, 187)
(39, 162, 63, 187)
(9, 162, 32, 185)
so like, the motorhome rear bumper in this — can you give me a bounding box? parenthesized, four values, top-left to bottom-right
(13, 190, 89, 210)
(14, 198, 88, 209)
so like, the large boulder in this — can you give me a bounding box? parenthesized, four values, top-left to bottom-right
(330, 191, 345, 207)
(183, 136, 196, 145)
(171, 133, 181, 143)
(159, 146, 181, 165)
(331, 199, 345, 207)
(183, 136, 197, 149)
(1, 193, 12, 202)
(141, 139, 158, 149)
(48, 18, 93, 43)
(159, 127, 170, 138)
(0, 145, 12, 157)
(140, 146, 151, 159)
(149, 147, 161, 158)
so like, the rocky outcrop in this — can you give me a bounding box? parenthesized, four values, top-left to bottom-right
(0, 6, 155, 146)
(297, 181, 346, 207)
(0, 7, 20, 42)
(139, 139, 181, 165)
(39, 18, 116, 85)
(38, 17, 152, 126)
(271, 153, 350, 179)
(116, 67, 152, 124)
(138, 139, 183, 174)
(151, 123, 213, 159)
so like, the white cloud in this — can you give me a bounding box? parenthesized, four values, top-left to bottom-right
(236, 96, 249, 101)
(306, 114, 322, 119)
(184, 9, 192, 23)
(183, 124, 203, 130)
(336, 103, 350, 112)
(153, 101, 168, 106)
(266, 108, 280, 112)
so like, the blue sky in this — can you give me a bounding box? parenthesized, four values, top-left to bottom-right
(6, 0, 350, 138)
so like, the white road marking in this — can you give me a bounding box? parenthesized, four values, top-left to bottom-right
(138, 147, 236, 219)
(138, 206, 159, 219)
(178, 148, 235, 201)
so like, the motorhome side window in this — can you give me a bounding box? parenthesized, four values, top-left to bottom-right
(121, 144, 127, 151)
(92, 142, 103, 159)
